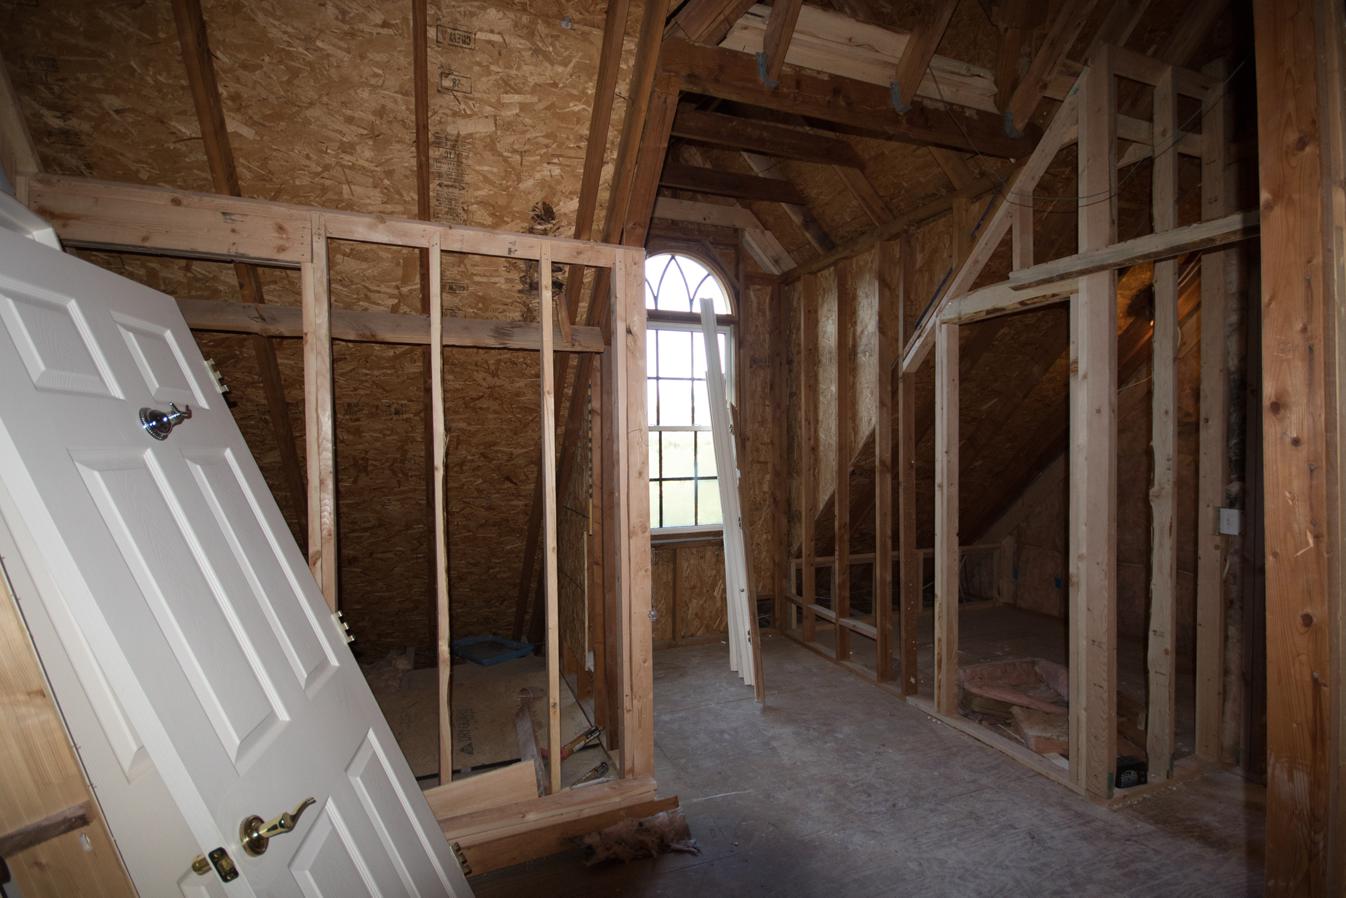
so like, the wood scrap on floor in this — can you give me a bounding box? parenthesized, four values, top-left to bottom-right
(581, 809, 699, 866)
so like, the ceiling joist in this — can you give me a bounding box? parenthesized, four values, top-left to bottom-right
(660, 160, 806, 204)
(671, 106, 864, 168)
(662, 38, 1039, 157)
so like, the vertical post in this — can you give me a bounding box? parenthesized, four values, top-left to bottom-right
(614, 247, 653, 778)
(800, 275, 819, 641)
(934, 321, 959, 715)
(302, 213, 337, 610)
(1195, 60, 1231, 764)
(429, 234, 451, 782)
(600, 344, 621, 752)
(1147, 67, 1179, 781)
(1253, 0, 1346, 889)
(897, 235, 920, 695)
(875, 241, 899, 681)
(1069, 48, 1117, 800)
(539, 243, 562, 795)
(834, 260, 853, 661)
(771, 282, 790, 632)
(588, 358, 609, 733)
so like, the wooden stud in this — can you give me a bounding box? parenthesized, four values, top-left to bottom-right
(1146, 67, 1179, 782)
(875, 240, 898, 681)
(799, 275, 819, 642)
(835, 259, 854, 661)
(302, 214, 337, 609)
(0, 49, 39, 188)
(897, 235, 919, 694)
(429, 234, 452, 784)
(539, 243, 562, 795)
(614, 248, 654, 778)
(771, 282, 791, 633)
(1068, 49, 1117, 800)
(587, 360, 610, 734)
(1195, 60, 1231, 765)
(933, 321, 959, 715)
(1253, 0, 1346, 888)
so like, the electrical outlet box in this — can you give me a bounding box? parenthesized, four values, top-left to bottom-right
(1218, 507, 1242, 536)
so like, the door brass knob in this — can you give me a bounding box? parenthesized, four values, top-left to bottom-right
(239, 797, 316, 857)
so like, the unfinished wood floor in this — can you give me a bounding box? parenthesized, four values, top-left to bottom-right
(474, 635, 1264, 897)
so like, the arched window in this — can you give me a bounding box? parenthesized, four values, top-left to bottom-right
(644, 252, 734, 533)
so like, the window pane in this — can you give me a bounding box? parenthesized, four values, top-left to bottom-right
(645, 280, 657, 310)
(692, 379, 710, 428)
(649, 480, 662, 528)
(661, 431, 695, 479)
(658, 379, 692, 426)
(646, 328, 659, 377)
(657, 329, 693, 379)
(697, 478, 722, 525)
(695, 431, 717, 478)
(662, 479, 695, 528)
(648, 434, 660, 481)
(692, 331, 729, 379)
(647, 380, 658, 427)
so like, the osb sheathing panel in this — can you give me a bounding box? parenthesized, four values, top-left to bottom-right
(557, 414, 589, 671)
(675, 543, 727, 638)
(850, 246, 879, 452)
(443, 347, 541, 639)
(651, 546, 675, 643)
(738, 282, 775, 589)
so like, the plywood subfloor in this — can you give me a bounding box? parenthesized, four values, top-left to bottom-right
(363, 653, 609, 789)
(473, 635, 1263, 896)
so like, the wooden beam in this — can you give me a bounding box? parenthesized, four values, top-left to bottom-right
(933, 320, 958, 715)
(666, 0, 757, 44)
(1195, 60, 1232, 766)
(889, 0, 959, 113)
(1146, 66, 1179, 783)
(836, 167, 893, 226)
(759, 0, 804, 85)
(940, 212, 1259, 324)
(171, 0, 306, 535)
(735, 150, 834, 253)
(1068, 48, 1116, 801)
(671, 106, 864, 167)
(1253, 0, 1346, 889)
(896, 235, 919, 694)
(23, 174, 618, 268)
(1004, 0, 1099, 134)
(661, 161, 806, 204)
(928, 147, 976, 192)
(302, 215, 337, 609)
(662, 38, 1039, 157)
(176, 298, 605, 351)
(874, 239, 898, 681)
(720, 3, 999, 113)
(652, 194, 796, 272)
(771, 282, 790, 632)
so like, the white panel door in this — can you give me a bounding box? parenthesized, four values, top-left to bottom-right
(0, 227, 471, 897)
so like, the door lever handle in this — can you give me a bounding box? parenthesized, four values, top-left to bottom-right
(139, 402, 192, 441)
(240, 797, 316, 856)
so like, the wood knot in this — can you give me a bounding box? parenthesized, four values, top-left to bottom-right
(1268, 400, 1282, 415)
(1290, 435, 1302, 447)
(1300, 612, 1314, 628)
